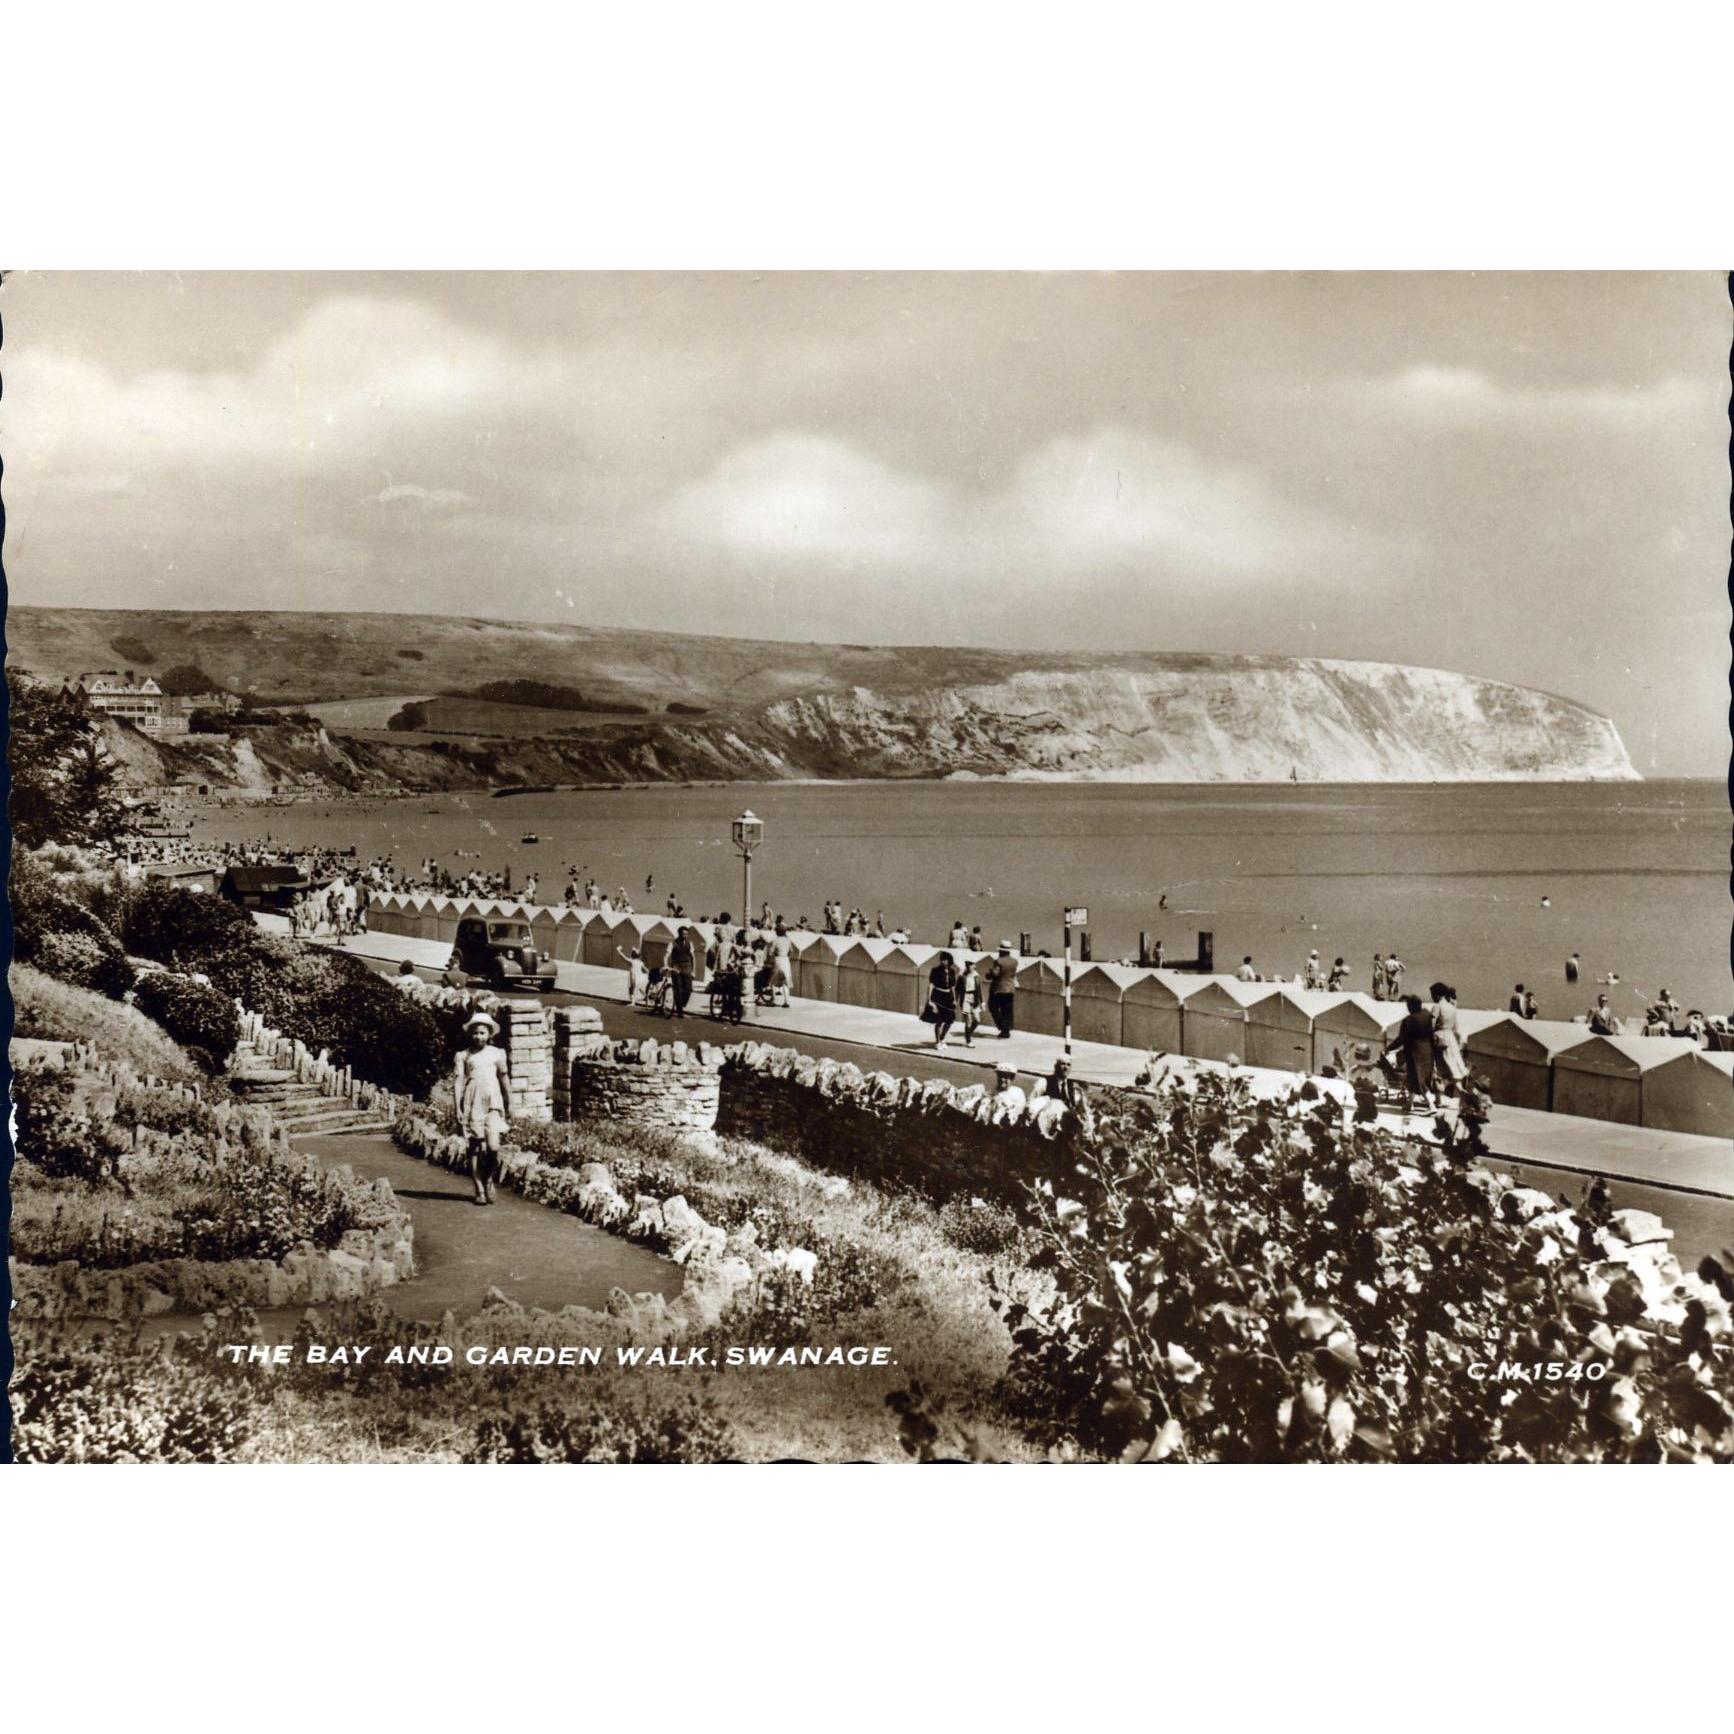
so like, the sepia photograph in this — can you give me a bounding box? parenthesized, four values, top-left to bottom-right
(3, 267, 1730, 1465)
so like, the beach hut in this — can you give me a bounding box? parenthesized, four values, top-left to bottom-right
(795, 935, 852, 1003)
(1181, 979, 1277, 1065)
(622, 914, 676, 970)
(365, 893, 410, 937)
(1640, 1049, 1734, 1140)
(1246, 987, 1347, 1074)
(1309, 995, 1405, 1075)
(875, 943, 937, 1016)
(1071, 963, 1142, 1048)
(443, 897, 483, 946)
(528, 902, 561, 961)
(1121, 971, 1211, 1056)
(837, 937, 895, 1009)
(548, 907, 591, 963)
(1014, 959, 1067, 1037)
(1462, 1016, 1584, 1112)
(1553, 1034, 1702, 1127)
(583, 912, 630, 969)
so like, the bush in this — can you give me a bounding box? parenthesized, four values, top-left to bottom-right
(131, 973, 241, 1073)
(10, 1060, 128, 1183)
(9, 1327, 264, 1463)
(121, 879, 254, 965)
(467, 1392, 738, 1463)
(11, 965, 202, 1082)
(999, 1072, 1734, 1463)
(11, 851, 135, 996)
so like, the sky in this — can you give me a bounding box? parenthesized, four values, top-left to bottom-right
(2, 270, 1727, 775)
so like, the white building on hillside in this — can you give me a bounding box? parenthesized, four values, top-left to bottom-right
(60, 670, 185, 734)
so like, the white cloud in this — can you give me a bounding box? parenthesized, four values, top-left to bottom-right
(370, 482, 472, 509)
(660, 425, 1384, 589)
(663, 434, 945, 566)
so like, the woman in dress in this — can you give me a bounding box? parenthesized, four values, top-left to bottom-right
(454, 1011, 511, 1206)
(927, 950, 961, 1049)
(1387, 993, 1437, 1112)
(1429, 980, 1467, 1097)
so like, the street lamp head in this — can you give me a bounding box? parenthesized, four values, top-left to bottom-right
(732, 810, 764, 852)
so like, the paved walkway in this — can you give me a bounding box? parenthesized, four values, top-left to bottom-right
(296, 1129, 676, 1320)
(316, 928, 1734, 1202)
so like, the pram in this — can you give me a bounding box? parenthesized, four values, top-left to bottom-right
(708, 966, 746, 1024)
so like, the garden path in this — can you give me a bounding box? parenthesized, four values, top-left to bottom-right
(295, 1129, 677, 1320)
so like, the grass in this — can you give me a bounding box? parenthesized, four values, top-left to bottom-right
(10, 963, 202, 1082)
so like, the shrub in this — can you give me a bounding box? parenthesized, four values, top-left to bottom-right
(121, 879, 254, 965)
(11, 964, 202, 1082)
(9, 1327, 264, 1463)
(131, 972, 241, 1072)
(999, 1072, 1734, 1463)
(10, 1060, 128, 1184)
(467, 1392, 738, 1463)
(11, 851, 135, 996)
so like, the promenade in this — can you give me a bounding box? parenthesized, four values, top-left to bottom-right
(298, 922, 1734, 1205)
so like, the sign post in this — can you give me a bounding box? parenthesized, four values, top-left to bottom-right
(1063, 906, 1088, 1058)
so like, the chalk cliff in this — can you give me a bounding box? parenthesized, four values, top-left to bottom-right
(758, 661, 1638, 782)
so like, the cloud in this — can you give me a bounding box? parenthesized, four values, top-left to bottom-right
(659, 425, 1387, 590)
(1338, 364, 1718, 429)
(662, 434, 945, 566)
(369, 482, 472, 509)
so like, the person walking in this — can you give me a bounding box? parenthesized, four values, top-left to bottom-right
(1521, 987, 1539, 1020)
(454, 1011, 511, 1206)
(949, 918, 969, 949)
(1387, 994, 1438, 1113)
(1429, 981, 1467, 1096)
(957, 955, 985, 1047)
(1384, 953, 1405, 1002)
(1303, 950, 1324, 991)
(987, 942, 1019, 1038)
(927, 950, 961, 1048)
(769, 920, 795, 1007)
(667, 927, 696, 1019)
(1371, 953, 1386, 1001)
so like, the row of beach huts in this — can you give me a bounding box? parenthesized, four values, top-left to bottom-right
(363, 893, 1734, 1141)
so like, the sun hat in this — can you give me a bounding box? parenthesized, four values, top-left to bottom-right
(999, 939, 1014, 951)
(464, 1011, 499, 1035)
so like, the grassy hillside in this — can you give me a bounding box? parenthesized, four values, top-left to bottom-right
(6, 606, 1053, 713)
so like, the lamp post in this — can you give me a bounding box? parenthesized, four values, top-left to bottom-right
(732, 810, 764, 1019)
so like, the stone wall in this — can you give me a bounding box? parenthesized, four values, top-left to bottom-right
(568, 1039, 724, 1136)
(712, 1042, 1085, 1203)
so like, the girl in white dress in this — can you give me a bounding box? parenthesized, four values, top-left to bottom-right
(454, 1011, 511, 1205)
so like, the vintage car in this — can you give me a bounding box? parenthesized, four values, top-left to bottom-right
(449, 917, 557, 991)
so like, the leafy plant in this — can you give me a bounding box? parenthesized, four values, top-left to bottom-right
(130, 972, 242, 1073)
(997, 1070, 1734, 1463)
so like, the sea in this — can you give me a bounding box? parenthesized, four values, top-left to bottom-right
(187, 779, 1732, 1023)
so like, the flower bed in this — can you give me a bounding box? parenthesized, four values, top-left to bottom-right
(9, 1056, 415, 1321)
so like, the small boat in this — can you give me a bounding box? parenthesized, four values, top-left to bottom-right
(520, 832, 540, 844)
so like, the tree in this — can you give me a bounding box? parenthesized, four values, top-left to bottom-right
(8, 674, 129, 848)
